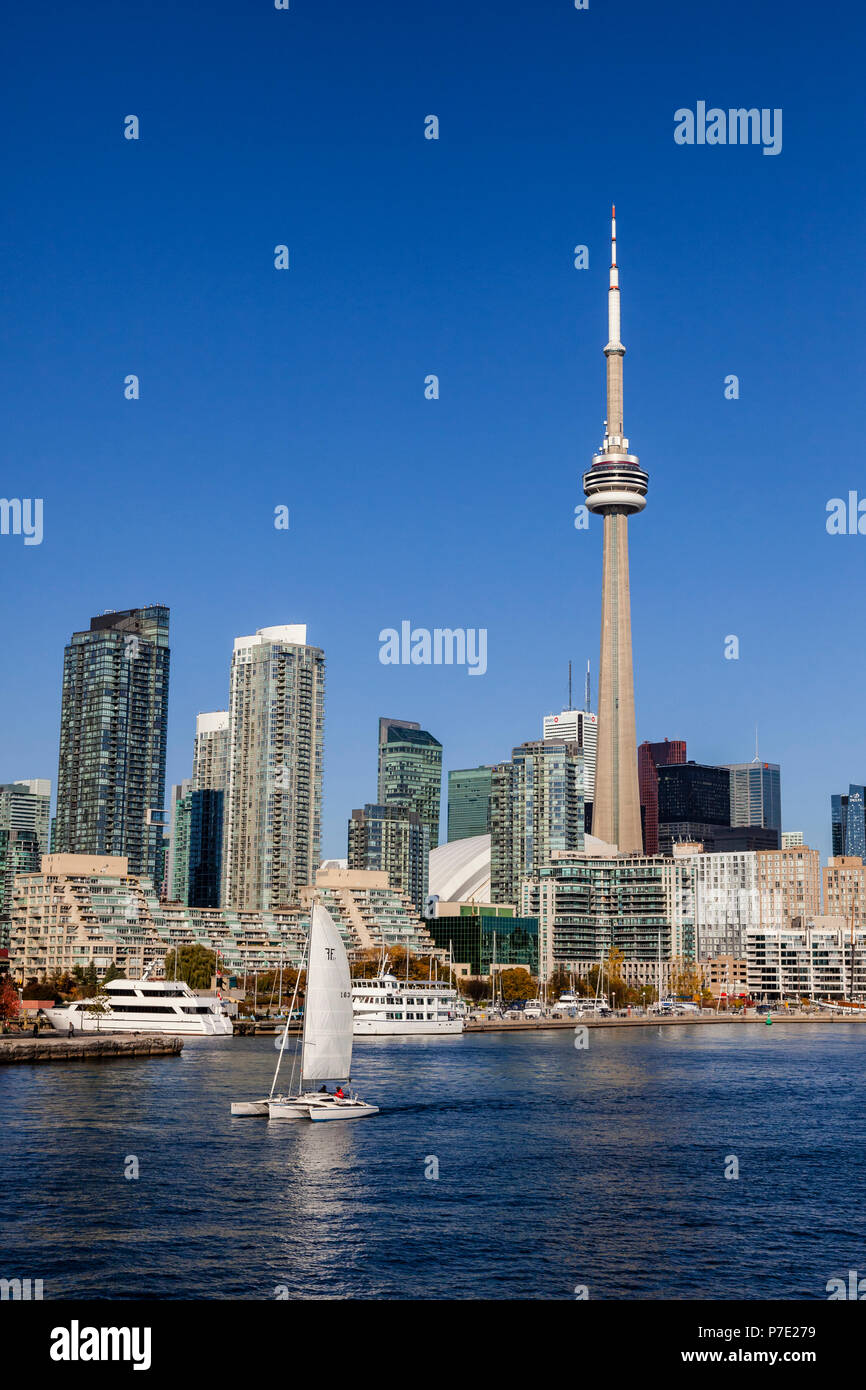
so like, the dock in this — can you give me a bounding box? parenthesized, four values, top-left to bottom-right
(464, 1012, 866, 1033)
(0, 1032, 184, 1063)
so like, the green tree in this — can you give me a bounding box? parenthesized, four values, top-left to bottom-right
(102, 963, 126, 986)
(163, 945, 217, 990)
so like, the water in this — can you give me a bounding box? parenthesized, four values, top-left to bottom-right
(3, 1023, 865, 1300)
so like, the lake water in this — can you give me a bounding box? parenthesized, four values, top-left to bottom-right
(3, 1023, 864, 1300)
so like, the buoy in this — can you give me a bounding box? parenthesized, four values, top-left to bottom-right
(765, 1014, 773, 1026)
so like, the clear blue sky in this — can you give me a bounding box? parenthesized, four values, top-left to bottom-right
(2, 0, 864, 862)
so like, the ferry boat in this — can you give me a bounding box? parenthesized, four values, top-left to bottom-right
(45, 977, 233, 1036)
(352, 973, 463, 1035)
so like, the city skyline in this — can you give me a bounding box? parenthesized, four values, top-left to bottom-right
(2, 5, 862, 864)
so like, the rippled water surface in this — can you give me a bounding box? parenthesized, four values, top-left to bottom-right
(3, 1023, 865, 1299)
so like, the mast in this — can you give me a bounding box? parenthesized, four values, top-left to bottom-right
(297, 901, 316, 1093)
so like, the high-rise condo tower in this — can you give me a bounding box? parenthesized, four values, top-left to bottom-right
(583, 208, 648, 853)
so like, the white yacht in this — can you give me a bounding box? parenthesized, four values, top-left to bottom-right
(352, 973, 463, 1035)
(45, 977, 233, 1036)
(523, 999, 544, 1019)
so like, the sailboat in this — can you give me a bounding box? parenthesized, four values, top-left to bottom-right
(230, 901, 378, 1123)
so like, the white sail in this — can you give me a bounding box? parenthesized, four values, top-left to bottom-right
(301, 902, 354, 1083)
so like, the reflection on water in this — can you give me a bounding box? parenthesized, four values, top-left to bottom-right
(2, 1025, 865, 1299)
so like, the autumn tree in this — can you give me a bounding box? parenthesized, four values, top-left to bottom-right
(0, 976, 21, 1022)
(460, 978, 487, 1004)
(499, 969, 536, 1003)
(671, 958, 704, 1000)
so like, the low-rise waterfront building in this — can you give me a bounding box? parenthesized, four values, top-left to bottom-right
(745, 918, 866, 1000)
(426, 900, 538, 977)
(10, 857, 435, 983)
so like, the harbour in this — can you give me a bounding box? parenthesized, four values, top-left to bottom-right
(3, 1023, 864, 1300)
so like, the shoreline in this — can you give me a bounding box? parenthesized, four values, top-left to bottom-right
(464, 1012, 866, 1033)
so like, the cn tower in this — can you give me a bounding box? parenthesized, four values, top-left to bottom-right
(583, 207, 648, 853)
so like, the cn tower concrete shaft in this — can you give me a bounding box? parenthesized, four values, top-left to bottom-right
(595, 511, 643, 851)
(582, 207, 648, 854)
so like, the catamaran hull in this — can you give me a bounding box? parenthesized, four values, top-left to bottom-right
(268, 1099, 315, 1120)
(231, 1100, 271, 1116)
(266, 1094, 379, 1121)
(308, 1102, 379, 1122)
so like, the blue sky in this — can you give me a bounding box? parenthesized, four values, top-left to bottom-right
(1, 0, 864, 861)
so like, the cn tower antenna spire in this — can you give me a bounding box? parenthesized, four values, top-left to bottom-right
(604, 204, 625, 447)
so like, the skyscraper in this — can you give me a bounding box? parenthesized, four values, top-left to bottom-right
(192, 711, 229, 792)
(490, 740, 585, 904)
(0, 782, 50, 947)
(543, 710, 598, 801)
(377, 718, 443, 847)
(726, 762, 782, 839)
(54, 606, 170, 880)
(447, 766, 493, 842)
(173, 788, 224, 909)
(583, 208, 647, 853)
(831, 785, 865, 859)
(656, 761, 731, 855)
(222, 625, 324, 911)
(0, 780, 51, 853)
(638, 740, 687, 854)
(176, 710, 230, 908)
(347, 803, 430, 913)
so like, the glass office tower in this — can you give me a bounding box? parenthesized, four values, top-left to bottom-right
(377, 718, 443, 847)
(447, 766, 493, 842)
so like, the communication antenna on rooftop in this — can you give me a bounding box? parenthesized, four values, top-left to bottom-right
(752, 725, 760, 763)
(568, 661, 573, 711)
(585, 660, 591, 713)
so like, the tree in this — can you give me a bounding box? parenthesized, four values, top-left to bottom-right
(81, 994, 110, 1032)
(671, 958, 704, 1001)
(102, 963, 126, 986)
(22, 977, 48, 999)
(0, 976, 21, 1022)
(461, 978, 487, 1004)
(546, 967, 574, 997)
(71, 962, 99, 994)
(163, 945, 217, 990)
(499, 968, 536, 1003)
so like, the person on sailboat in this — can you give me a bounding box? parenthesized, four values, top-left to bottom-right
(335, 1085, 345, 1099)
(318, 1084, 328, 1093)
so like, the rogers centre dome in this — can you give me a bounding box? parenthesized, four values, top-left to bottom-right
(429, 830, 622, 904)
(429, 835, 491, 903)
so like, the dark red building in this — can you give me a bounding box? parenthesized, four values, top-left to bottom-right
(638, 739, 687, 854)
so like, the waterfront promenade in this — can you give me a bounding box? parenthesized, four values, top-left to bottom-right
(0, 1032, 184, 1063)
(465, 1011, 866, 1033)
